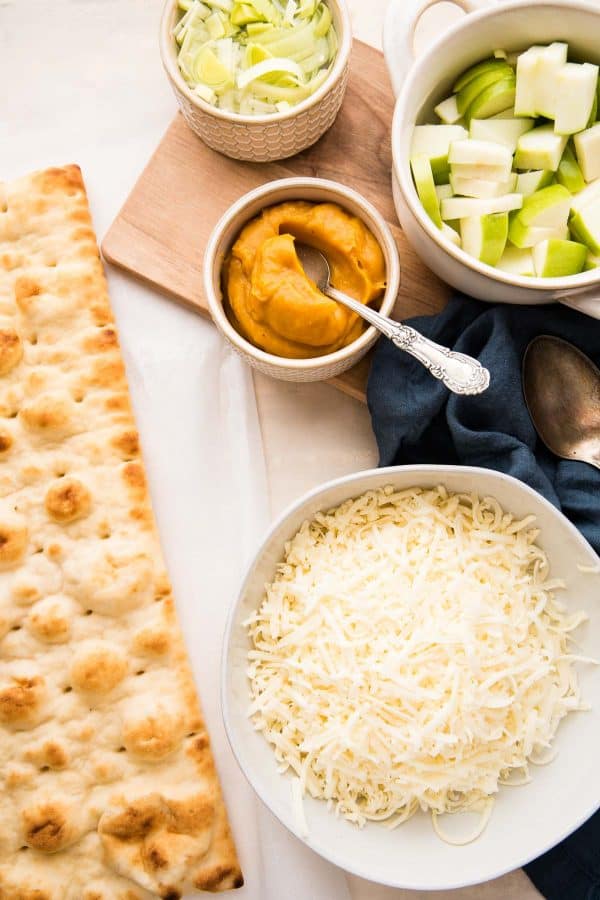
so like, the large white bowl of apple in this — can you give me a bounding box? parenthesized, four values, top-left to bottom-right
(385, 0, 600, 316)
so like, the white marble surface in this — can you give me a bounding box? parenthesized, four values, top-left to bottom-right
(1, 0, 541, 897)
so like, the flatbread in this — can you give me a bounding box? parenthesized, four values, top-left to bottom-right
(0, 166, 243, 899)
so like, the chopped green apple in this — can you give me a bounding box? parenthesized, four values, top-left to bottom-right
(466, 75, 516, 121)
(450, 162, 515, 181)
(514, 45, 546, 116)
(533, 238, 587, 277)
(411, 154, 443, 228)
(511, 183, 571, 228)
(434, 95, 461, 124)
(497, 246, 535, 276)
(508, 184, 571, 247)
(588, 88, 598, 127)
(584, 251, 600, 270)
(508, 221, 569, 248)
(441, 193, 522, 220)
(554, 63, 599, 135)
(556, 144, 585, 194)
(450, 173, 516, 198)
(456, 65, 513, 116)
(491, 107, 519, 119)
(516, 170, 554, 197)
(470, 116, 534, 152)
(570, 177, 600, 214)
(441, 222, 461, 246)
(570, 202, 600, 254)
(514, 125, 568, 171)
(435, 183, 453, 202)
(460, 212, 509, 265)
(536, 43, 569, 118)
(448, 139, 513, 169)
(453, 58, 512, 93)
(574, 123, 600, 182)
(411, 124, 468, 184)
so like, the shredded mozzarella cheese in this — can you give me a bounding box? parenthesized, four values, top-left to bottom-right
(246, 486, 588, 837)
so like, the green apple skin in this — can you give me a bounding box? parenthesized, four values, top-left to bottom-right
(461, 212, 509, 265)
(464, 76, 516, 123)
(453, 58, 513, 93)
(533, 239, 587, 277)
(411, 154, 443, 229)
(557, 144, 585, 194)
(456, 66, 514, 116)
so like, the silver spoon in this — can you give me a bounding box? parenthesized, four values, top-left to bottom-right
(523, 335, 600, 471)
(295, 243, 490, 395)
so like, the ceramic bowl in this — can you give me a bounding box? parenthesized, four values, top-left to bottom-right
(203, 177, 400, 382)
(159, 0, 352, 162)
(222, 463, 600, 890)
(384, 0, 600, 319)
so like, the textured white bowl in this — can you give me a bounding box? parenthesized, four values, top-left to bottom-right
(223, 465, 600, 890)
(384, 0, 600, 319)
(160, 0, 351, 162)
(203, 177, 400, 382)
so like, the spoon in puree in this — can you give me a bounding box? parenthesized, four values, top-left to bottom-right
(296, 243, 490, 395)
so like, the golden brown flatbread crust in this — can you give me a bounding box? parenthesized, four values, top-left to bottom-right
(0, 165, 243, 899)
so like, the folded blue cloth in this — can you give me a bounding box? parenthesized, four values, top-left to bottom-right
(366, 296, 600, 899)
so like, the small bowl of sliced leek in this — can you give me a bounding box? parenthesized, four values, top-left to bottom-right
(160, 0, 352, 162)
(385, 0, 600, 314)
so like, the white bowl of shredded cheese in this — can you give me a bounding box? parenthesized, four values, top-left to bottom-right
(222, 465, 600, 890)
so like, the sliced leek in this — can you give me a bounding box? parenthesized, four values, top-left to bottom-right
(174, 0, 337, 114)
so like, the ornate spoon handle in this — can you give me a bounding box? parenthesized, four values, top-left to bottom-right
(326, 286, 490, 396)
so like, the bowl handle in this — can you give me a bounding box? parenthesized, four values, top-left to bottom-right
(560, 295, 600, 320)
(383, 0, 497, 98)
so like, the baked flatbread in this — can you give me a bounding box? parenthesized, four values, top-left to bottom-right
(0, 166, 243, 898)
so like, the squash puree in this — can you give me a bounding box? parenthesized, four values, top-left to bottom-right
(223, 201, 387, 359)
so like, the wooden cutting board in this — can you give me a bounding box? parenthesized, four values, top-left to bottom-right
(101, 39, 451, 402)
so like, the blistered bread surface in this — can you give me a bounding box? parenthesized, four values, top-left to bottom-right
(0, 166, 243, 899)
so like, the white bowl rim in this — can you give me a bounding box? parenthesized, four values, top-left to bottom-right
(159, 0, 352, 125)
(392, 0, 600, 294)
(203, 176, 401, 371)
(222, 463, 600, 890)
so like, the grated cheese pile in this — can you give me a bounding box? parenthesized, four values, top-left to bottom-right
(246, 485, 588, 840)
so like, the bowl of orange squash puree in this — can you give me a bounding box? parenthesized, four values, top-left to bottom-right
(203, 178, 400, 383)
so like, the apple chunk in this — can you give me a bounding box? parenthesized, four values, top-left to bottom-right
(411, 124, 468, 184)
(450, 174, 516, 198)
(460, 213, 509, 265)
(508, 184, 571, 247)
(533, 239, 587, 277)
(514, 125, 567, 172)
(554, 63, 599, 135)
(516, 170, 554, 197)
(449, 139, 513, 168)
(441, 194, 522, 220)
(574, 123, 600, 183)
(497, 246, 535, 276)
(556, 144, 585, 194)
(470, 117, 534, 153)
(434, 95, 462, 124)
(411, 155, 442, 228)
(570, 201, 600, 254)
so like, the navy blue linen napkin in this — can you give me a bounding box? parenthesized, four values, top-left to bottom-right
(366, 296, 600, 899)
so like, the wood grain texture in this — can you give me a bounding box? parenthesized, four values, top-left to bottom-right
(101, 40, 451, 403)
